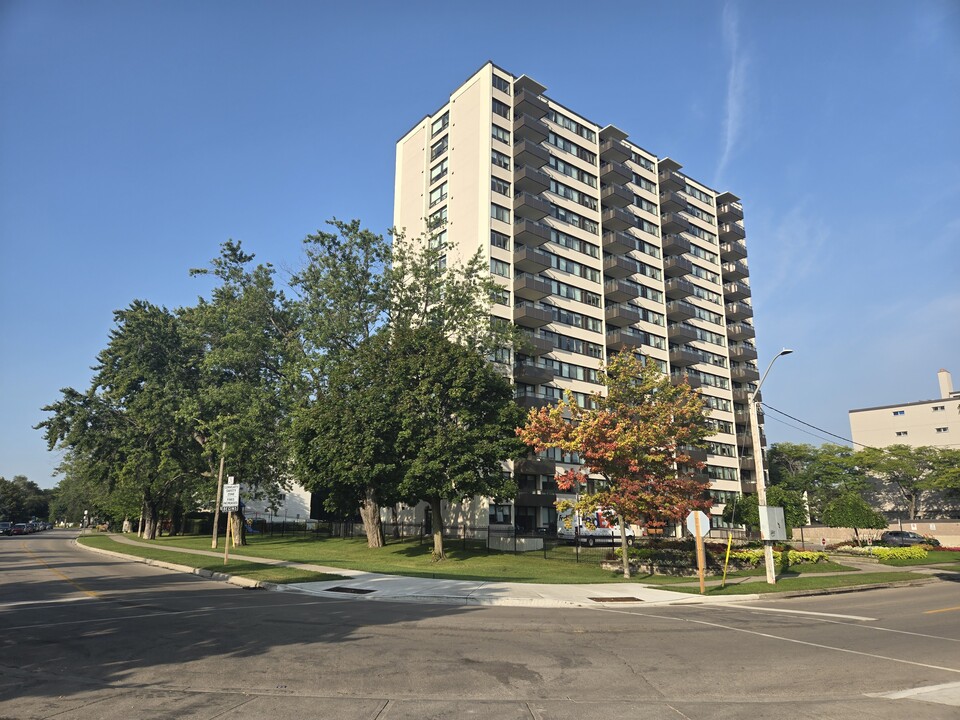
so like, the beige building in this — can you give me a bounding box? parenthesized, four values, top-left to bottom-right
(849, 369, 960, 450)
(393, 62, 762, 534)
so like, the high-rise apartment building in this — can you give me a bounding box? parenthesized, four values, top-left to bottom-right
(394, 62, 761, 534)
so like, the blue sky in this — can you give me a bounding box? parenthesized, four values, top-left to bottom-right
(2, 0, 958, 488)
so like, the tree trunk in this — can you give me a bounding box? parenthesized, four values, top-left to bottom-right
(430, 496, 445, 560)
(141, 499, 159, 540)
(619, 515, 631, 579)
(229, 510, 246, 546)
(359, 487, 384, 548)
(211, 444, 226, 549)
(391, 505, 400, 539)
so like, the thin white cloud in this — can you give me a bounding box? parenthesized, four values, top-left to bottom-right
(716, 1, 748, 184)
(753, 199, 832, 301)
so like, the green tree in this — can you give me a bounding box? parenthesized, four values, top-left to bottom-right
(518, 353, 712, 578)
(187, 241, 297, 546)
(856, 444, 950, 520)
(822, 492, 887, 545)
(394, 326, 525, 559)
(801, 444, 868, 522)
(37, 301, 200, 538)
(721, 485, 808, 535)
(767, 442, 818, 490)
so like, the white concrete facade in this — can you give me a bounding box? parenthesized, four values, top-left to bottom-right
(394, 62, 762, 533)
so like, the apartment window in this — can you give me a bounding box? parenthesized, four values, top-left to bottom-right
(691, 284, 723, 305)
(492, 98, 511, 120)
(896, 431, 908, 437)
(491, 177, 511, 197)
(429, 182, 448, 208)
(491, 203, 510, 223)
(690, 264, 719, 284)
(549, 229, 599, 258)
(546, 109, 596, 142)
(490, 258, 511, 277)
(892, 410, 905, 416)
(706, 418, 735, 434)
(688, 224, 718, 245)
(549, 179, 597, 210)
(429, 159, 448, 184)
(634, 196, 657, 214)
(631, 152, 655, 171)
(492, 149, 511, 170)
(708, 466, 739, 482)
(490, 286, 510, 306)
(492, 124, 510, 144)
(549, 279, 601, 307)
(492, 74, 511, 93)
(689, 244, 719, 265)
(543, 249, 601, 283)
(428, 230, 447, 250)
(936, 427, 949, 433)
(491, 230, 510, 250)
(430, 135, 448, 160)
(429, 206, 447, 226)
(549, 155, 598, 187)
(637, 218, 660, 237)
(686, 204, 717, 226)
(933, 405, 945, 412)
(546, 131, 596, 163)
(550, 204, 599, 234)
(632, 173, 656, 193)
(431, 112, 449, 137)
(684, 184, 715, 206)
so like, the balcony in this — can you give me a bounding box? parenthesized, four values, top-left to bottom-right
(604, 278, 640, 302)
(664, 277, 695, 299)
(606, 328, 645, 351)
(659, 191, 685, 213)
(514, 456, 557, 475)
(669, 346, 700, 367)
(729, 344, 759, 362)
(514, 272, 551, 301)
(667, 323, 698, 344)
(726, 322, 756, 340)
(663, 255, 694, 277)
(602, 230, 634, 255)
(725, 301, 753, 321)
(514, 361, 556, 385)
(513, 114, 549, 143)
(719, 222, 747, 241)
(514, 301, 552, 328)
(739, 456, 756, 472)
(514, 139, 549, 168)
(515, 490, 558, 508)
(604, 303, 641, 327)
(514, 245, 551, 273)
(719, 239, 747, 261)
(513, 192, 550, 220)
(600, 138, 631, 163)
(666, 299, 696, 321)
(718, 202, 744, 222)
(514, 219, 550, 247)
(514, 165, 550, 194)
(658, 169, 685, 190)
(602, 207, 635, 232)
(723, 280, 751, 301)
(721, 260, 749, 280)
(601, 184, 633, 209)
(600, 161, 631, 186)
(662, 233, 692, 256)
(736, 432, 753, 449)
(661, 212, 692, 234)
(513, 88, 548, 118)
(603, 255, 638, 279)
(731, 363, 761, 383)
(732, 388, 761, 404)
(682, 446, 709, 465)
(519, 330, 553, 356)
(671, 371, 702, 389)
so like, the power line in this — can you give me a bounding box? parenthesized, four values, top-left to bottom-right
(759, 402, 876, 450)
(760, 412, 841, 445)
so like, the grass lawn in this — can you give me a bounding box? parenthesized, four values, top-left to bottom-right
(78, 534, 349, 585)
(88, 532, 869, 589)
(668, 571, 925, 596)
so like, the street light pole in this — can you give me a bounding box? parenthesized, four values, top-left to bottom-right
(749, 348, 793, 584)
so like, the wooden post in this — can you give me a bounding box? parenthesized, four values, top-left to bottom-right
(211, 441, 226, 549)
(223, 511, 232, 566)
(694, 511, 706, 595)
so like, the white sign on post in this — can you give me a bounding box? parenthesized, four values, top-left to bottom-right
(685, 510, 711, 537)
(221, 484, 240, 513)
(759, 505, 787, 541)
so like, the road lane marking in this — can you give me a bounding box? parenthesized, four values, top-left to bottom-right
(725, 605, 876, 621)
(0, 597, 94, 609)
(925, 605, 960, 615)
(868, 680, 960, 707)
(595, 607, 960, 674)
(22, 542, 99, 598)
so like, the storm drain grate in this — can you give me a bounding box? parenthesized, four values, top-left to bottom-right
(588, 597, 642, 603)
(327, 586, 375, 595)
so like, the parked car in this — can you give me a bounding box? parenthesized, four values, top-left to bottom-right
(0, 522, 12, 536)
(880, 530, 940, 547)
(11, 523, 28, 535)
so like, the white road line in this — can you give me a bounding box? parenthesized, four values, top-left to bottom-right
(0, 597, 94, 609)
(596, 607, 960, 675)
(868, 680, 960, 707)
(723, 605, 876, 621)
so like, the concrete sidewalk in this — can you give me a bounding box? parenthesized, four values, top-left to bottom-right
(84, 533, 756, 608)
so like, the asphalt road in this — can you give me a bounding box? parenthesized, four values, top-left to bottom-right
(1, 530, 958, 719)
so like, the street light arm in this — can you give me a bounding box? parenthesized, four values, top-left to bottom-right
(753, 348, 794, 401)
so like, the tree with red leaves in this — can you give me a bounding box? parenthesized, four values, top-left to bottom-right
(517, 352, 712, 578)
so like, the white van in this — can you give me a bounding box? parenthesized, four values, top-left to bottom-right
(557, 510, 635, 546)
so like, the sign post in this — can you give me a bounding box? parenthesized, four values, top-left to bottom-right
(221, 479, 240, 566)
(686, 510, 710, 594)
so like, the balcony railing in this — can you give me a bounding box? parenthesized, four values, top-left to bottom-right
(514, 301, 552, 328)
(513, 191, 550, 220)
(514, 165, 550, 194)
(514, 139, 549, 168)
(514, 245, 550, 273)
(602, 230, 634, 255)
(604, 278, 640, 302)
(514, 219, 550, 247)
(513, 114, 549, 143)
(664, 277, 696, 298)
(604, 303, 642, 327)
(600, 161, 631, 186)
(513, 89, 548, 118)
(513, 272, 551, 301)
(599, 138, 631, 163)
(602, 207, 635, 232)
(601, 184, 633, 209)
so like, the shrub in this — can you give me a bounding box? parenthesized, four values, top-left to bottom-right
(869, 545, 928, 561)
(728, 549, 827, 567)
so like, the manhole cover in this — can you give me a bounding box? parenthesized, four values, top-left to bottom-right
(588, 597, 642, 603)
(327, 586, 375, 595)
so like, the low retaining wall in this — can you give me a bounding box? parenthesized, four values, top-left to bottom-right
(792, 520, 960, 548)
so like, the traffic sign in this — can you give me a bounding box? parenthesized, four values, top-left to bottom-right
(221, 484, 240, 512)
(686, 510, 710, 538)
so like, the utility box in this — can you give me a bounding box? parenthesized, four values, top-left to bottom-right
(759, 505, 787, 541)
